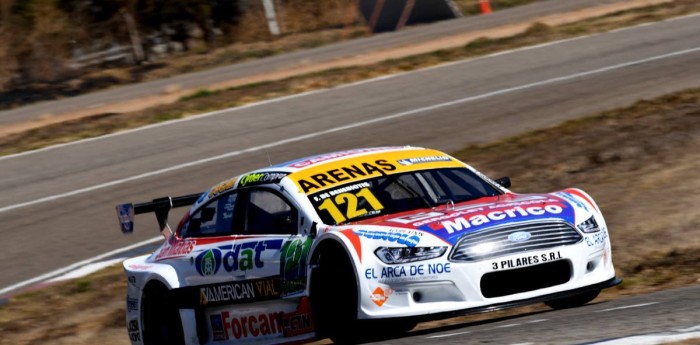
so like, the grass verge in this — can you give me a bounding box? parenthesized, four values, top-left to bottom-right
(1, 0, 699, 157)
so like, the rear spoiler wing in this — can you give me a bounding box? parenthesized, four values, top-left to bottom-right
(116, 193, 202, 236)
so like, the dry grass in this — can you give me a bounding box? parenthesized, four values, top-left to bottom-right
(0, 266, 128, 345)
(2, 0, 699, 157)
(0, 87, 699, 345)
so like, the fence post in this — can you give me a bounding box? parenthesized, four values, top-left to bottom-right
(368, 0, 386, 32)
(395, 0, 416, 30)
(262, 0, 281, 35)
(119, 8, 145, 63)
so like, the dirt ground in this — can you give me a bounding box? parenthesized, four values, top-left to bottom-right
(0, 88, 697, 345)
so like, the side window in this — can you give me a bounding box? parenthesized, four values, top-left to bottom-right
(181, 193, 238, 238)
(241, 189, 298, 235)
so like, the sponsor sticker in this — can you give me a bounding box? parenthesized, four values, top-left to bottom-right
(155, 239, 195, 261)
(490, 251, 562, 270)
(211, 310, 285, 341)
(194, 239, 283, 276)
(296, 159, 397, 193)
(127, 264, 152, 271)
(281, 297, 314, 337)
(397, 156, 452, 166)
(289, 149, 464, 194)
(370, 286, 393, 307)
(238, 172, 288, 187)
(353, 229, 421, 247)
(116, 204, 134, 234)
(128, 319, 140, 342)
(585, 228, 608, 247)
(211, 314, 227, 341)
(393, 196, 555, 227)
(365, 262, 451, 283)
(554, 192, 590, 212)
(126, 297, 139, 312)
(280, 238, 312, 297)
(441, 205, 564, 234)
(199, 277, 280, 307)
(286, 147, 396, 168)
(389, 211, 445, 225)
(209, 179, 237, 198)
(210, 299, 315, 341)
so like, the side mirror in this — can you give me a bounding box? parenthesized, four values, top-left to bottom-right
(495, 176, 511, 189)
(309, 222, 318, 238)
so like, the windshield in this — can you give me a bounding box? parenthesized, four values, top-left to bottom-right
(308, 168, 502, 225)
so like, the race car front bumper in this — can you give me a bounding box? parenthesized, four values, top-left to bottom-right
(357, 240, 617, 319)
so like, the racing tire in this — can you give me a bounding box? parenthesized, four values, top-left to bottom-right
(544, 289, 601, 310)
(142, 284, 185, 345)
(310, 246, 358, 343)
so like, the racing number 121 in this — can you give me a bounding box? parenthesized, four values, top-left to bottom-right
(318, 188, 383, 224)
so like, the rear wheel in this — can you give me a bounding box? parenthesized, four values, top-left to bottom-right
(141, 282, 184, 345)
(544, 289, 600, 309)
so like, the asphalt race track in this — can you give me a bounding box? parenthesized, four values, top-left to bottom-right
(0, 7, 699, 344)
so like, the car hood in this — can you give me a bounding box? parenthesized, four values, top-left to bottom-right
(351, 193, 578, 245)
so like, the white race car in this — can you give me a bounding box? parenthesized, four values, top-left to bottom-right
(116, 146, 619, 345)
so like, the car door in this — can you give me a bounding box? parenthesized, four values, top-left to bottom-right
(235, 186, 313, 298)
(177, 191, 241, 286)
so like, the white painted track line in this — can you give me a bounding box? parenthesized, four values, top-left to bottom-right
(427, 331, 471, 339)
(590, 324, 700, 344)
(47, 257, 126, 283)
(595, 302, 659, 313)
(0, 236, 160, 297)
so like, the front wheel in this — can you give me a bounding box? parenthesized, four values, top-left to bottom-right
(544, 289, 600, 309)
(310, 247, 358, 343)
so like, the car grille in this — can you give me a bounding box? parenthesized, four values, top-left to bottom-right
(450, 220, 582, 262)
(480, 260, 571, 298)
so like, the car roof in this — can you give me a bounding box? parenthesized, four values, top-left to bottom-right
(269, 146, 418, 172)
(194, 146, 463, 208)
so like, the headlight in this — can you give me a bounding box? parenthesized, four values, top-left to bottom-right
(577, 215, 600, 233)
(374, 246, 447, 264)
